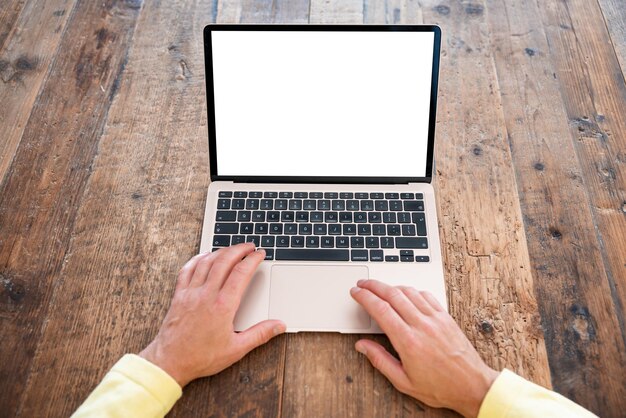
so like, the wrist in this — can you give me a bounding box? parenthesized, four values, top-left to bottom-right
(139, 341, 192, 388)
(456, 366, 500, 418)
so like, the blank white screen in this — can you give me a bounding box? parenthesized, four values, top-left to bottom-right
(211, 30, 434, 177)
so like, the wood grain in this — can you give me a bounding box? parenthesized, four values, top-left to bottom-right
(484, 0, 626, 414)
(597, 0, 626, 75)
(0, 0, 26, 52)
(0, 0, 142, 415)
(0, 0, 77, 185)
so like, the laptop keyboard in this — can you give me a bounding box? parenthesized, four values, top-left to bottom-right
(211, 191, 429, 262)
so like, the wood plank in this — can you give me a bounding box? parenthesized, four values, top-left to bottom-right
(17, 0, 307, 416)
(597, 0, 626, 76)
(0, 0, 143, 415)
(309, 0, 363, 24)
(364, 0, 423, 24)
(484, 0, 626, 414)
(0, 0, 77, 185)
(0, 0, 26, 52)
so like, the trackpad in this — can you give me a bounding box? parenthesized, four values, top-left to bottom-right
(269, 265, 371, 331)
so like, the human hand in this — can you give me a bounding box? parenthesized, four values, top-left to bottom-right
(350, 280, 499, 418)
(140, 243, 286, 387)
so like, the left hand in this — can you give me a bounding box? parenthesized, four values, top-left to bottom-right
(140, 243, 286, 387)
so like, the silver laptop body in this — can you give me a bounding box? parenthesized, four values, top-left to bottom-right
(199, 24, 446, 333)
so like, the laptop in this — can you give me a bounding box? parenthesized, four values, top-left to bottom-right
(199, 24, 446, 333)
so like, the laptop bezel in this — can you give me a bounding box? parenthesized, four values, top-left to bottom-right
(203, 24, 441, 184)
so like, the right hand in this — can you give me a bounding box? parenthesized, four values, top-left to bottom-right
(350, 280, 499, 418)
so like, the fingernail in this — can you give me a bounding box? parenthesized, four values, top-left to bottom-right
(357, 279, 367, 286)
(355, 343, 367, 355)
(350, 287, 361, 294)
(273, 324, 286, 335)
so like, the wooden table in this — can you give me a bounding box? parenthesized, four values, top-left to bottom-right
(1, 0, 625, 416)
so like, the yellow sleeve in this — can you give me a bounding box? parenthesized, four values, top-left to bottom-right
(72, 354, 182, 418)
(478, 369, 598, 418)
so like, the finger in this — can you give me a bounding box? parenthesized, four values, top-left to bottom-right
(350, 287, 411, 340)
(420, 290, 446, 312)
(235, 319, 286, 358)
(398, 286, 436, 316)
(357, 280, 420, 324)
(355, 339, 412, 394)
(220, 248, 266, 303)
(203, 243, 257, 290)
(176, 252, 208, 289)
(188, 250, 220, 288)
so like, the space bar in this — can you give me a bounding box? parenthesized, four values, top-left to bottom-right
(275, 249, 350, 261)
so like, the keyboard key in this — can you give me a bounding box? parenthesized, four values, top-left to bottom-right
(234, 191, 247, 198)
(254, 223, 268, 234)
(252, 211, 265, 222)
(298, 224, 312, 235)
(246, 199, 259, 210)
(385, 193, 399, 199)
(213, 235, 230, 247)
(339, 212, 353, 223)
(241, 223, 254, 234)
(281, 211, 295, 222)
(400, 255, 414, 262)
(267, 211, 280, 222)
(343, 224, 356, 235)
(390, 200, 403, 211)
(373, 225, 386, 235)
(329, 224, 341, 235)
(270, 224, 283, 234)
(351, 237, 364, 248)
(264, 249, 274, 260)
(354, 212, 367, 223)
(325, 212, 338, 223)
(375, 200, 389, 211)
(291, 236, 305, 247)
(232, 199, 245, 209)
(347, 200, 360, 210)
(231, 235, 245, 245)
(275, 249, 349, 261)
(368, 212, 382, 223)
(294, 192, 308, 198)
(217, 199, 230, 209)
(246, 235, 260, 247)
(276, 236, 289, 247)
(396, 237, 428, 249)
(412, 212, 427, 236)
(264, 192, 278, 198)
(340, 192, 353, 199)
(303, 200, 316, 210)
(332, 200, 345, 210)
(385, 255, 399, 262)
(416, 256, 430, 262)
(306, 236, 320, 248)
(310, 192, 323, 198)
(336, 237, 349, 248)
(238, 211, 251, 222)
(387, 225, 401, 236)
(381, 237, 394, 248)
(400, 250, 414, 257)
(216, 211, 236, 221)
(366, 237, 379, 248)
(401, 193, 414, 199)
(355, 192, 368, 199)
(383, 212, 396, 223)
(358, 224, 371, 235)
(214, 223, 238, 234)
(370, 250, 384, 261)
(279, 192, 293, 198)
(360, 200, 374, 211)
(404, 200, 425, 211)
(318, 200, 331, 210)
(296, 211, 309, 222)
(321, 236, 334, 248)
(219, 191, 232, 197)
(260, 199, 273, 210)
(249, 192, 262, 198)
(289, 199, 302, 210)
(285, 224, 298, 234)
(370, 192, 384, 199)
(275, 199, 288, 210)
(402, 224, 416, 236)
(262, 236, 275, 247)
(310, 212, 323, 222)
(351, 250, 368, 261)
(398, 212, 411, 223)
(324, 192, 338, 199)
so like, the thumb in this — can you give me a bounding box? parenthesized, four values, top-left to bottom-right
(236, 320, 286, 356)
(356, 339, 412, 393)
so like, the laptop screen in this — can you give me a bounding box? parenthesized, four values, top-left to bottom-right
(206, 26, 439, 181)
